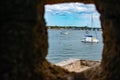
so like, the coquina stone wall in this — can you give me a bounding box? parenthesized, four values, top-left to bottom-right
(1, 0, 120, 80)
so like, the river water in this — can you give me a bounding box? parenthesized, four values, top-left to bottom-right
(46, 29, 103, 63)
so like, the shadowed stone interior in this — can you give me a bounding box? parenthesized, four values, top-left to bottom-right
(1, 0, 120, 80)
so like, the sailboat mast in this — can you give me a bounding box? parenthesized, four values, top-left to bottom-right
(91, 14, 98, 39)
(91, 14, 93, 28)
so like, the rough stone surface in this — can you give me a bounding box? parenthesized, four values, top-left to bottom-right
(0, 0, 71, 80)
(95, 0, 120, 80)
(0, 0, 39, 80)
(44, 0, 94, 4)
(1, 0, 120, 80)
(56, 59, 100, 73)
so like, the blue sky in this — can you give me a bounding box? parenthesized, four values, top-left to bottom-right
(45, 3, 101, 28)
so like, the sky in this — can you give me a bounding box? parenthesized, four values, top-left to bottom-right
(44, 3, 101, 28)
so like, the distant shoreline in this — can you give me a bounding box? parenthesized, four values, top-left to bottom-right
(47, 26, 101, 31)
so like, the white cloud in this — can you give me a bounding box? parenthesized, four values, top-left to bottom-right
(45, 3, 97, 15)
(45, 3, 100, 27)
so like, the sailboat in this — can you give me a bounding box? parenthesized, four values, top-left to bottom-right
(81, 14, 99, 43)
(60, 31, 69, 35)
(60, 27, 69, 35)
(81, 33, 99, 43)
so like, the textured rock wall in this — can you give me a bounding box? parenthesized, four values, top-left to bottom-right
(44, 0, 94, 4)
(73, 1, 120, 80)
(0, 0, 40, 79)
(0, 0, 71, 80)
(95, 0, 120, 80)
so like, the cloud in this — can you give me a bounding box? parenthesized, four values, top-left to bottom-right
(45, 3, 97, 15)
(45, 3, 101, 27)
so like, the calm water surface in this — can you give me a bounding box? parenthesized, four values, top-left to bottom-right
(46, 29, 103, 63)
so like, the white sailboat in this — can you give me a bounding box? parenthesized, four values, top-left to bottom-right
(60, 27, 69, 35)
(81, 14, 99, 43)
(81, 34, 99, 43)
(60, 31, 69, 35)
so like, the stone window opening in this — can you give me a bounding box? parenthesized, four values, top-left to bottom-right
(1, 0, 120, 80)
(45, 2, 103, 71)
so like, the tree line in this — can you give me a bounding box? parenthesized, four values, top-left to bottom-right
(47, 26, 101, 31)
